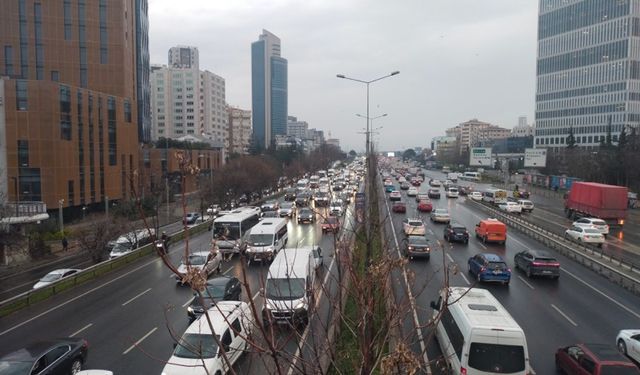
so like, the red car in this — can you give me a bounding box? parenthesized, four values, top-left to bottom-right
(392, 201, 407, 213)
(555, 343, 640, 375)
(321, 217, 340, 233)
(411, 179, 421, 187)
(417, 200, 433, 212)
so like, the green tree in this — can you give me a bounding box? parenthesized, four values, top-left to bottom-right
(566, 126, 577, 149)
(402, 148, 416, 160)
(349, 150, 357, 157)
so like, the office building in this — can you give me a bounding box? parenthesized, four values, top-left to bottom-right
(446, 119, 511, 152)
(251, 29, 288, 149)
(228, 107, 252, 155)
(535, 0, 640, 148)
(1, 0, 142, 213)
(287, 116, 309, 139)
(135, 0, 151, 143)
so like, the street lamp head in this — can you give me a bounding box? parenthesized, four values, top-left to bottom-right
(336, 74, 345, 79)
(391, 71, 400, 76)
(382, 113, 388, 117)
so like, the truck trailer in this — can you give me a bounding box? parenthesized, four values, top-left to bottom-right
(564, 182, 627, 227)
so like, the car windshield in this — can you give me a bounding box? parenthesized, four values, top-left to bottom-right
(435, 210, 448, 215)
(39, 272, 63, 282)
(0, 361, 34, 374)
(591, 220, 607, 225)
(202, 283, 226, 299)
(300, 209, 311, 216)
(186, 255, 207, 266)
(488, 261, 508, 270)
(173, 333, 219, 359)
(468, 343, 525, 373)
(266, 278, 305, 300)
(584, 228, 601, 234)
(112, 242, 133, 253)
(249, 234, 274, 246)
(325, 217, 337, 224)
(214, 222, 241, 240)
(601, 366, 640, 375)
(408, 221, 422, 226)
(409, 237, 429, 245)
(281, 203, 293, 209)
(452, 227, 466, 233)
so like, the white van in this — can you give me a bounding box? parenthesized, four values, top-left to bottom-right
(108, 228, 155, 259)
(244, 218, 288, 263)
(161, 301, 254, 375)
(263, 247, 318, 327)
(430, 287, 531, 375)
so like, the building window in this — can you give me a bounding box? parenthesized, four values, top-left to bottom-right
(99, 0, 108, 63)
(60, 85, 72, 140)
(34, 3, 44, 80)
(19, 0, 28, 78)
(107, 97, 117, 166)
(4, 46, 14, 77)
(124, 99, 132, 122)
(51, 70, 59, 81)
(68, 180, 75, 206)
(15, 80, 28, 111)
(78, 0, 87, 87)
(18, 140, 29, 167)
(63, 0, 72, 40)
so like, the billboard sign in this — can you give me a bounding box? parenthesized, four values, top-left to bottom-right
(355, 193, 365, 223)
(469, 148, 492, 166)
(524, 148, 547, 167)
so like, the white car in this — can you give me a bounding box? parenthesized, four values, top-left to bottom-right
(469, 191, 483, 201)
(572, 217, 610, 236)
(430, 179, 442, 187)
(330, 200, 344, 216)
(33, 268, 81, 289)
(564, 226, 605, 246)
(407, 187, 419, 196)
(616, 329, 640, 363)
(175, 251, 223, 284)
(498, 201, 522, 213)
(403, 218, 426, 236)
(446, 187, 459, 198)
(517, 199, 534, 212)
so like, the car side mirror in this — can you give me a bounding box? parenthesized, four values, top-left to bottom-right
(173, 343, 177, 349)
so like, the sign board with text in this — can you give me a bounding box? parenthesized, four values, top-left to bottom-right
(469, 148, 492, 166)
(355, 193, 365, 223)
(524, 148, 547, 167)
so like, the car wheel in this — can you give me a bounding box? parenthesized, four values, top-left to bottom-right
(70, 358, 83, 374)
(526, 267, 532, 278)
(618, 339, 628, 355)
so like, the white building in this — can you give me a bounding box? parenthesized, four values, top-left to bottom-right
(287, 116, 309, 139)
(168, 45, 199, 70)
(228, 107, 252, 155)
(446, 119, 511, 152)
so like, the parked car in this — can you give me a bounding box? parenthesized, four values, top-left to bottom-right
(403, 235, 432, 260)
(297, 208, 315, 224)
(565, 226, 605, 247)
(498, 201, 523, 213)
(555, 343, 640, 375)
(616, 329, 640, 363)
(33, 268, 81, 289)
(430, 208, 450, 223)
(175, 251, 223, 284)
(392, 201, 407, 213)
(321, 217, 340, 233)
(428, 188, 441, 199)
(389, 191, 402, 201)
(417, 199, 433, 212)
(187, 276, 242, 321)
(278, 202, 296, 217)
(517, 199, 534, 212)
(407, 187, 419, 196)
(0, 338, 89, 374)
(468, 253, 511, 285)
(443, 223, 469, 243)
(514, 249, 560, 279)
(469, 191, 483, 201)
(403, 218, 426, 236)
(184, 212, 201, 225)
(572, 217, 610, 236)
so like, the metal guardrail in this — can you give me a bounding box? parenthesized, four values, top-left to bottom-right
(468, 199, 640, 295)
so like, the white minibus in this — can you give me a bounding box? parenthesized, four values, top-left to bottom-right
(244, 218, 288, 263)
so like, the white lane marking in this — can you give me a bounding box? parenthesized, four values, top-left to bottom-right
(69, 323, 93, 338)
(222, 266, 233, 275)
(0, 256, 162, 337)
(383, 191, 431, 372)
(460, 273, 471, 286)
(252, 291, 260, 301)
(123, 327, 157, 355)
(478, 243, 487, 250)
(561, 268, 640, 320)
(551, 304, 578, 327)
(446, 253, 454, 262)
(517, 276, 535, 290)
(121, 288, 152, 306)
(182, 297, 193, 308)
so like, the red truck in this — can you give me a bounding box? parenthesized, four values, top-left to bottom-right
(564, 182, 628, 227)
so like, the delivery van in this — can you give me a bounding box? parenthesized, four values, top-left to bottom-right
(475, 218, 507, 244)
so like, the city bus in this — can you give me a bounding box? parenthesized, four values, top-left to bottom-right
(482, 188, 508, 205)
(213, 206, 261, 255)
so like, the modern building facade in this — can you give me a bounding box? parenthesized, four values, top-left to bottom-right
(1, 0, 142, 212)
(535, 0, 640, 149)
(135, 0, 151, 143)
(446, 119, 511, 152)
(251, 30, 288, 149)
(287, 116, 308, 139)
(228, 107, 252, 155)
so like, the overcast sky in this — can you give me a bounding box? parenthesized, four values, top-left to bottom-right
(149, 0, 538, 152)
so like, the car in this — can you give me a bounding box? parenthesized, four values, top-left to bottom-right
(187, 276, 242, 321)
(498, 201, 523, 213)
(429, 179, 441, 187)
(555, 343, 640, 375)
(417, 199, 433, 212)
(295, 193, 310, 207)
(314, 191, 330, 206)
(183, 212, 201, 225)
(407, 187, 419, 196)
(278, 202, 296, 217)
(443, 179, 453, 188)
(261, 200, 279, 212)
(389, 191, 402, 201)
(427, 188, 441, 199)
(514, 249, 560, 279)
(175, 251, 223, 284)
(616, 329, 640, 363)
(206, 204, 220, 216)
(415, 193, 429, 202)
(33, 268, 81, 289)
(443, 223, 469, 243)
(430, 208, 450, 223)
(445, 187, 459, 198)
(284, 188, 297, 201)
(469, 191, 483, 201)
(411, 179, 421, 187)
(385, 185, 395, 193)
(565, 225, 605, 247)
(398, 176, 407, 183)
(330, 200, 344, 216)
(572, 217, 610, 236)
(468, 253, 511, 285)
(458, 186, 470, 196)
(517, 199, 534, 212)
(513, 190, 530, 199)
(403, 235, 432, 259)
(403, 218, 426, 236)
(321, 216, 340, 233)
(261, 210, 279, 219)
(400, 182, 410, 190)
(0, 338, 89, 374)
(297, 208, 314, 223)
(392, 201, 407, 213)
(339, 191, 352, 204)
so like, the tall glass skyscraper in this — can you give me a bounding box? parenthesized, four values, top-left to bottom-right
(135, 0, 151, 143)
(535, 0, 639, 149)
(251, 30, 288, 149)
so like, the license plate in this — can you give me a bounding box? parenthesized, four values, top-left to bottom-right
(493, 270, 500, 275)
(542, 270, 551, 274)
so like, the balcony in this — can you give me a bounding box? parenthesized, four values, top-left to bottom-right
(1, 201, 50, 225)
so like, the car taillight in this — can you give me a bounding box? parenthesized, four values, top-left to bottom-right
(480, 267, 486, 273)
(82, 339, 89, 349)
(619, 219, 625, 225)
(461, 367, 467, 375)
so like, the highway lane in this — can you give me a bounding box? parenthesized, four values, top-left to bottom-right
(0, 190, 356, 374)
(379, 173, 640, 374)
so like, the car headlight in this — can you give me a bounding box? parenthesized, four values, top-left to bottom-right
(187, 306, 194, 313)
(294, 302, 307, 311)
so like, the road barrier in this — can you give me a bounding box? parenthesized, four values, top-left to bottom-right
(468, 199, 640, 295)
